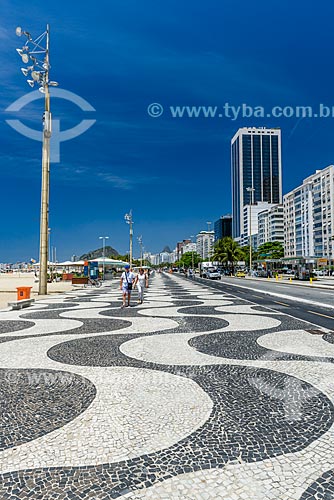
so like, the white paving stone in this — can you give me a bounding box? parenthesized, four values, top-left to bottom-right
(0, 337, 212, 473)
(1, 272, 334, 499)
(258, 329, 334, 358)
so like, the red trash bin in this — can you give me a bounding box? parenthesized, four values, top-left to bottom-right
(16, 287, 32, 301)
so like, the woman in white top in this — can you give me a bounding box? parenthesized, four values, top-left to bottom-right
(119, 265, 135, 308)
(134, 268, 148, 303)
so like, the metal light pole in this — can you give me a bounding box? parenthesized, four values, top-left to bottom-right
(206, 222, 212, 261)
(246, 187, 255, 274)
(15, 25, 58, 295)
(190, 235, 195, 271)
(138, 235, 143, 267)
(99, 236, 109, 280)
(329, 235, 334, 276)
(48, 227, 52, 282)
(124, 211, 133, 268)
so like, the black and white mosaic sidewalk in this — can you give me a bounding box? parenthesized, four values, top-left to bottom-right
(0, 272, 333, 499)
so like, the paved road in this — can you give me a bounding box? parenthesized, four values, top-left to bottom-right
(0, 272, 333, 499)
(187, 275, 334, 331)
(225, 276, 334, 308)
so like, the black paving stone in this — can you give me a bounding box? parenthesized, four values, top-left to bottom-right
(0, 369, 96, 451)
(299, 469, 334, 499)
(0, 320, 34, 334)
(323, 333, 334, 345)
(0, 364, 332, 498)
(1, 275, 333, 499)
(189, 315, 334, 363)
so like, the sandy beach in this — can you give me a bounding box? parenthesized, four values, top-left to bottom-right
(0, 273, 75, 310)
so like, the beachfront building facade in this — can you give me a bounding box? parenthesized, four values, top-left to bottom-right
(283, 165, 334, 260)
(196, 231, 215, 260)
(258, 204, 284, 247)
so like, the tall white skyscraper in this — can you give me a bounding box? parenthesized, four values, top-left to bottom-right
(231, 127, 282, 239)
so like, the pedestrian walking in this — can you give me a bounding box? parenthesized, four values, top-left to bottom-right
(134, 268, 149, 303)
(120, 264, 135, 308)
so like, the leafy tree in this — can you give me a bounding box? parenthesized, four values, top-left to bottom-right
(114, 253, 129, 261)
(114, 254, 140, 267)
(179, 251, 202, 268)
(257, 241, 284, 260)
(239, 245, 258, 265)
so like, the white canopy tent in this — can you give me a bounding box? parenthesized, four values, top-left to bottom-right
(32, 260, 85, 268)
(89, 257, 129, 266)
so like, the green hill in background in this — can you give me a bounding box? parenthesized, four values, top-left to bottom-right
(79, 246, 119, 261)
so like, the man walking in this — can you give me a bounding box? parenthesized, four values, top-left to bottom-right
(120, 264, 135, 308)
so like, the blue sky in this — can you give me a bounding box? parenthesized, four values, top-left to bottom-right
(1, 0, 334, 262)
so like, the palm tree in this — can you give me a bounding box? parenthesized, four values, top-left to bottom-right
(212, 237, 243, 274)
(212, 239, 227, 267)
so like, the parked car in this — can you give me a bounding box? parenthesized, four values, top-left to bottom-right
(235, 270, 246, 278)
(206, 268, 221, 280)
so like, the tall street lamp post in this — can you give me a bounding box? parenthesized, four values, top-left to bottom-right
(15, 25, 58, 295)
(48, 227, 52, 282)
(246, 187, 255, 274)
(138, 235, 143, 267)
(99, 236, 109, 280)
(124, 211, 133, 268)
(329, 235, 334, 275)
(206, 222, 212, 261)
(190, 235, 195, 271)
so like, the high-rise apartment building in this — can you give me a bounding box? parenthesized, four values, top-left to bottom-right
(242, 201, 274, 248)
(231, 127, 282, 239)
(196, 231, 215, 260)
(182, 242, 197, 254)
(176, 240, 191, 260)
(258, 204, 284, 247)
(284, 165, 334, 259)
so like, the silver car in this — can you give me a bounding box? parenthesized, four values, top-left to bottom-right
(206, 269, 221, 280)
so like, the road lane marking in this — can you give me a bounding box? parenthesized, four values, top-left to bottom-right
(174, 274, 331, 331)
(273, 300, 289, 307)
(218, 280, 334, 310)
(307, 310, 334, 320)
